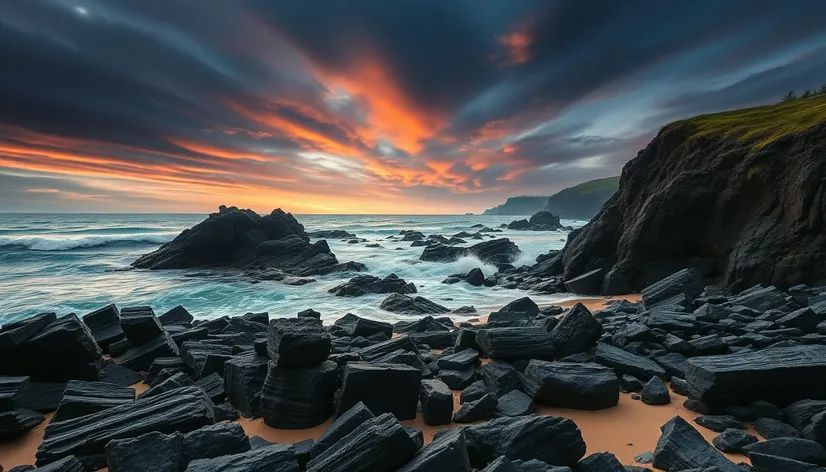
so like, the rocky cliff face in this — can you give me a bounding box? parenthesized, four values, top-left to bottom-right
(559, 120, 826, 294)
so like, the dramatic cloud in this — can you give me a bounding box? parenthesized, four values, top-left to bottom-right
(1, 0, 825, 213)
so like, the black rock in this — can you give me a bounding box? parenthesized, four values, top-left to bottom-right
(641, 377, 671, 406)
(521, 360, 619, 410)
(36, 386, 215, 469)
(15, 382, 66, 413)
(82, 304, 124, 353)
(359, 336, 418, 362)
(712, 428, 759, 453)
(118, 331, 179, 372)
(310, 401, 374, 459)
(620, 374, 644, 393)
(670, 377, 690, 396)
(0, 312, 56, 351)
(329, 274, 416, 297)
(754, 417, 804, 439)
(180, 341, 233, 378)
(99, 365, 142, 387)
(547, 304, 602, 359)
(494, 390, 534, 417)
(410, 330, 454, 349)
(0, 409, 45, 439)
(298, 309, 322, 320)
(307, 412, 418, 472)
(500, 297, 540, 315)
(640, 269, 705, 307)
(335, 362, 421, 420)
(748, 452, 825, 472)
(420, 238, 521, 266)
(465, 268, 485, 287)
(32, 456, 84, 472)
(458, 415, 586, 468)
(419, 379, 453, 426)
(146, 357, 186, 385)
(652, 416, 740, 472)
(783, 400, 826, 431)
(479, 456, 516, 471)
(0, 314, 102, 382)
(804, 410, 826, 449)
(105, 430, 182, 472)
(394, 316, 452, 334)
(334, 313, 394, 338)
(743, 437, 826, 465)
(0, 375, 28, 411)
(438, 367, 475, 390)
(119, 306, 163, 346)
(695, 415, 744, 433)
(308, 230, 357, 239)
(267, 318, 330, 368)
(396, 429, 472, 472)
(214, 402, 240, 421)
(685, 345, 826, 405)
(158, 305, 194, 327)
(594, 342, 665, 381)
(437, 349, 479, 370)
(576, 452, 626, 472)
(260, 360, 337, 429)
(380, 294, 450, 315)
(480, 361, 522, 397)
(195, 372, 226, 404)
(52, 380, 135, 423)
(454, 328, 481, 353)
(224, 352, 269, 417)
(371, 349, 431, 378)
(475, 328, 555, 361)
(453, 394, 497, 423)
(461, 381, 490, 404)
(139, 372, 195, 400)
(654, 352, 688, 379)
(182, 422, 251, 466)
(186, 443, 298, 472)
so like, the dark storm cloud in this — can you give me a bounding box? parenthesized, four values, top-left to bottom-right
(1, 0, 825, 212)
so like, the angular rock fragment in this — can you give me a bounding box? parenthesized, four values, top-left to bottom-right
(15, 382, 66, 412)
(576, 452, 626, 472)
(82, 304, 124, 352)
(438, 366, 475, 390)
(396, 429, 471, 472)
(652, 416, 740, 472)
(307, 413, 418, 472)
(34, 456, 85, 472)
(260, 360, 337, 429)
(36, 386, 215, 469)
(475, 328, 555, 361)
(186, 443, 298, 472)
(138, 372, 194, 399)
(181, 341, 234, 378)
(0, 409, 45, 439)
(359, 335, 418, 361)
(119, 306, 163, 345)
(684, 345, 826, 405)
(99, 365, 142, 387)
(267, 318, 330, 368)
(118, 331, 179, 372)
(641, 377, 670, 406)
(195, 373, 226, 404)
(0, 375, 28, 411)
(461, 380, 489, 404)
(334, 314, 393, 338)
(749, 452, 824, 472)
(106, 431, 182, 472)
(419, 379, 453, 426)
(494, 390, 534, 417)
(335, 363, 421, 420)
(182, 422, 250, 466)
(453, 394, 497, 423)
(640, 269, 704, 307)
(310, 402, 374, 459)
(480, 361, 522, 398)
(594, 342, 665, 381)
(694, 415, 744, 433)
(380, 294, 450, 315)
(804, 410, 826, 449)
(754, 417, 804, 439)
(521, 360, 618, 410)
(159, 305, 194, 327)
(223, 352, 269, 417)
(743, 437, 826, 465)
(329, 274, 416, 297)
(437, 349, 479, 370)
(547, 304, 602, 358)
(52, 380, 135, 423)
(0, 312, 56, 351)
(712, 428, 758, 453)
(784, 400, 826, 432)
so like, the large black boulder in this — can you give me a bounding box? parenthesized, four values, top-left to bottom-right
(419, 379, 453, 426)
(652, 416, 740, 472)
(521, 360, 618, 410)
(594, 342, 666, 381)
(379, 294, 450, 315)
(260, 360, 338, 429)
(334, 314, 393, 338)
(420, 238, 521, 265)
(547, 303, 602, 358)
(105, 430, 182, 472)
(267, 318, 330, 368)
(475, 328, 555, 361)
(224, 352, 269, 417)
(335, 363, 421, 420)
(81, 304, 124, 353)
(329, 274, 416, 297)
(119, 306, 163, 346)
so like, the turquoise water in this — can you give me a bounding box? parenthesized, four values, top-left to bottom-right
(0, 213, 586, 324)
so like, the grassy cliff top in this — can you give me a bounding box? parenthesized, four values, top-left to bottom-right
(672, 93, 826, 148)
(562, 176, 620, 195)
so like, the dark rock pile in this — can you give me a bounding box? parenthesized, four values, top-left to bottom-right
(4, 267, 826, 470)
(132, 206, 366, 278)
(420, 238, 521, 265)
(504, 210, 570, 232)
(328, 274, 417, 297)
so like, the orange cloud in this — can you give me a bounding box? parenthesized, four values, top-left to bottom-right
(497, 31, 532, 65)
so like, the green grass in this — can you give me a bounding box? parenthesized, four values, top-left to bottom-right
(670, 93, 826, 148)
(565, 176, 620, 195)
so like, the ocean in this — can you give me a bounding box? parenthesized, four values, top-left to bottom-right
(0, 213, 588, 325)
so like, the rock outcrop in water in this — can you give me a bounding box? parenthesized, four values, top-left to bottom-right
(505, 211, 568, 231)
(132, 206, 365, 277)
(556, 103, 826, 294)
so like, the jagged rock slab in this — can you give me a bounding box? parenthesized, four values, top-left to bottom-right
(307, 412, 418, 472)
(754, 417, 804, 439)
(150, 367, 186, 388)
(438, 366, 475, 390)
(146, 357, 187, 385)
(119, 306, 163, 345)
(181, 341, 234, 378)
(0, 312, 56, 351)
(224, 352, 269, 417)
(732, 286, 788, 312)
(159, 305, 194, 327)
(394, 315, 452, 334)
(454, 328, 481, 353)
(260, 360, 337, 429)
(99, 365, 142, 387)
(34, 455, 85, 472)
(108, 338, 131, 357)
(685, 345, 826, 405)
(329, 274, 416, 297)
(371, 349, 431, 378)
(0, 314, 102, 382)
(0, 375, 28, 411)
(335, 362, 421, 420)
(594, 342, 665, 381)
(458, 415, 586, 468)
(0, 409, 45, 439)
(380, 294, 450, 315)
(419, 379, 452, 426)
(172, 327, 209, 347)
(577, 452, 626, 472)
(82, 304, 123, 352)
(713, 428, 759, 453)
(694, 415, 743, 433)
(749, 452, 825, 472)
(106, 430, 182, 472)
(267, 318, 330, 368)
(480, 361, 522, 398)
(420, 238, 520, 265)
(547, 304, 602, 358)
(495, 390, 534, 417)
(186, 443, 298, 472)
(652, 416, 740, 472)
(138, 372, 195, 399)
(37, 386, 215, 469)
(182, 422, 250, 466)
(15, 382, 66, 412)
(475, 328, 555, 361)
(52, 380, 135, 423)
(743, 437, 826, 465)
(195, 373, 226, 404)
(334, 314, 393, 338)
(640, 269, 705, 307)
(118, 331, 179, 372)
(396, 429, 471, 472)
(437, 349, 479, 370)
(784, 400, 826, 431)
(521, 360, 618, 410)
(359, 335, 418, 361)
(310, 401, 374, 459)
(454, 394, 497, 423)
(409, 330, 454, 349)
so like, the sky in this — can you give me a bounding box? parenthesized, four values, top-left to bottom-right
(2, 1, 826, 214)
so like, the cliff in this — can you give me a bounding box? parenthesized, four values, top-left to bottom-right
(483, 177, 619, 220)
(559, 95, 826, 293)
